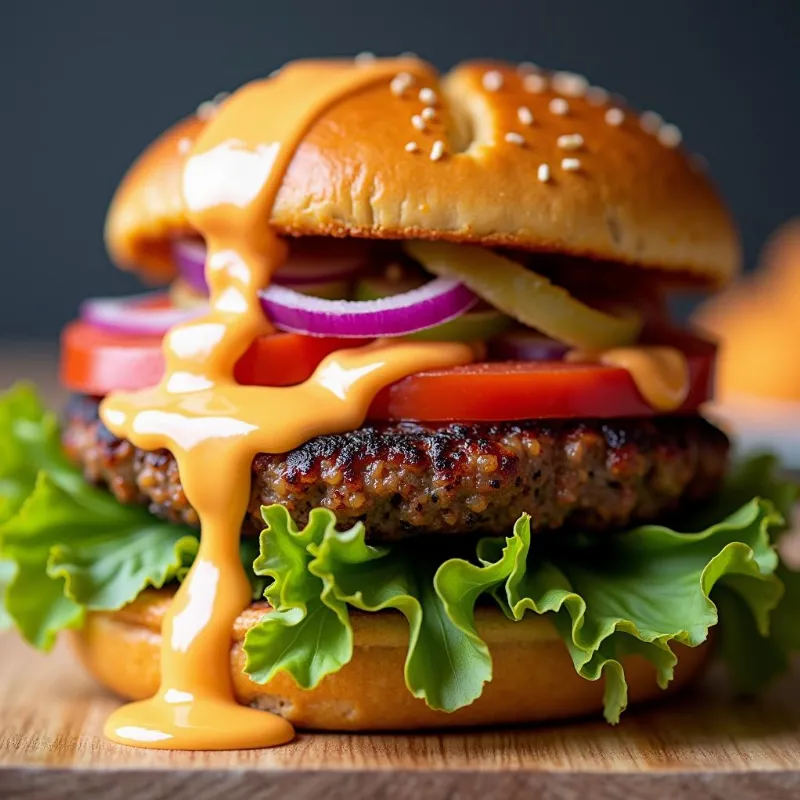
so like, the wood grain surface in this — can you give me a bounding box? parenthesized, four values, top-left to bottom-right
(1, 633, 799, 799)
(1, 347, 799, 799)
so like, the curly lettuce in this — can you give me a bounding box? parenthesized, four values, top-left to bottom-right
(0, 384, 199, 649)
(242, 487, 795, 722)
(243, 505, 512, 710)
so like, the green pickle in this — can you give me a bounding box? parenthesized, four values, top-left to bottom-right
(404, 241, 642, 349)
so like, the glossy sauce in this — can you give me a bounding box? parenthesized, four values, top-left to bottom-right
(99, 58, 473, 750)
(567, 346, 690, 411)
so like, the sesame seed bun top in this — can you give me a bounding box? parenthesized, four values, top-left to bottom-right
(105, 59, 740, 288)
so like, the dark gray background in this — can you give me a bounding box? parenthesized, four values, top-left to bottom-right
(3, 0, 798, 339)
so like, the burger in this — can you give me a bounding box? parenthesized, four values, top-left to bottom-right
(1, 56, 797, 749)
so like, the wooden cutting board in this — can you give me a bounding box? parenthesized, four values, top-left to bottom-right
(0, 631, 798, 799)
(2, 349, 800, 799)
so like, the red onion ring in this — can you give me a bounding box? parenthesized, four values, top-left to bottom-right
(80, 293, 198, 336)
(261, 279, 477, 338)
(172, 239, 366, 289)
(81, 278, 478, 339)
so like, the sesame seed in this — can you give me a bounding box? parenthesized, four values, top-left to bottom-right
(178, 137, 192, 155)
(557, 133, 584, 150)
(430, 140, 446, 161)
(196, 100, 216, 120)
(691, 153, 709, 172)
(482, 70, 504, 92)
(405, 141, 419, 153)
(561, 157, 581, 172)
(504, 132, 525, 145)
(400, 51, 419, 59)
(212, 91, 229, 105)
(605, 107, 625, 126)
(537, 163, 551, 183)
(640, 110, 663, 134)
(517, 106, 534, 126)
(549, 97, 570, 116)
(523, 73, 547, 93)
(517, 61, 539, 74)
(552, 71, 589, 97)
(411, 114, 427, 131)
(657, 123, 683, 148)
(354, 51, 376, 64)
(419, 87, 438, 105)
(586, 86, 610, 106)
(421, 106, 437, 121)
(268, 67, 282, 78)
(390, 72, 414, 96)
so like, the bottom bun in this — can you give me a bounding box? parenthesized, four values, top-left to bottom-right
(70, 588, 711, 731)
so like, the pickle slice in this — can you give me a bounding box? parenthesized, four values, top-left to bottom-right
(404, 241, 642, 349)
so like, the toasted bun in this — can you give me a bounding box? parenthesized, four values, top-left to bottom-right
(106, 60, 739, 288)
(70, 587, 710, 731)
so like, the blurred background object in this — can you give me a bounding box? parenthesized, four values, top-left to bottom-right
(697, 221, 800, 466)
(696, 220, 800, 403)
(1, 0, 799, 341)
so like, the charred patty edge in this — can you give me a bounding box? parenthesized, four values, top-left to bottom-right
(63, 395, 729, 542)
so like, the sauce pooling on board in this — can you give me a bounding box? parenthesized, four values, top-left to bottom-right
(99, 58, 473, 751)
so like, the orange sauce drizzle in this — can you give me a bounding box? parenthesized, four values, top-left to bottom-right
(567, 346, 690, 411)
(99, 58, 473, 750)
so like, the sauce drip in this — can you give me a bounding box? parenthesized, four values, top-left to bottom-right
(99, 58, 473, 750)
(567, 346, 690, 411)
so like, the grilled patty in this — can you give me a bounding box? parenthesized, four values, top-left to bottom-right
(64, 396, 729, 541)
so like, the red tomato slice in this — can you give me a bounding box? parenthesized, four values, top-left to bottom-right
(60, 321, 360, 395)
(370, 328, 715, 420)
(61, 320, 715, 421)
(367, 353, 713, 421)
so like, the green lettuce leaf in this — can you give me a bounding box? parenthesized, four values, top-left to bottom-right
(477, 500, 784, 722)
(313, 514, 515, 710)
(1, 470, 199, 650)
(0, 384, 199, 650)
(713, 584, 788, 693)
(244, 505, 515, 710)
(0, 382, 73, 523)
(243, 506, 354, 689)
(244, 458, 798, 721)
(717, 560, 800, 693)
